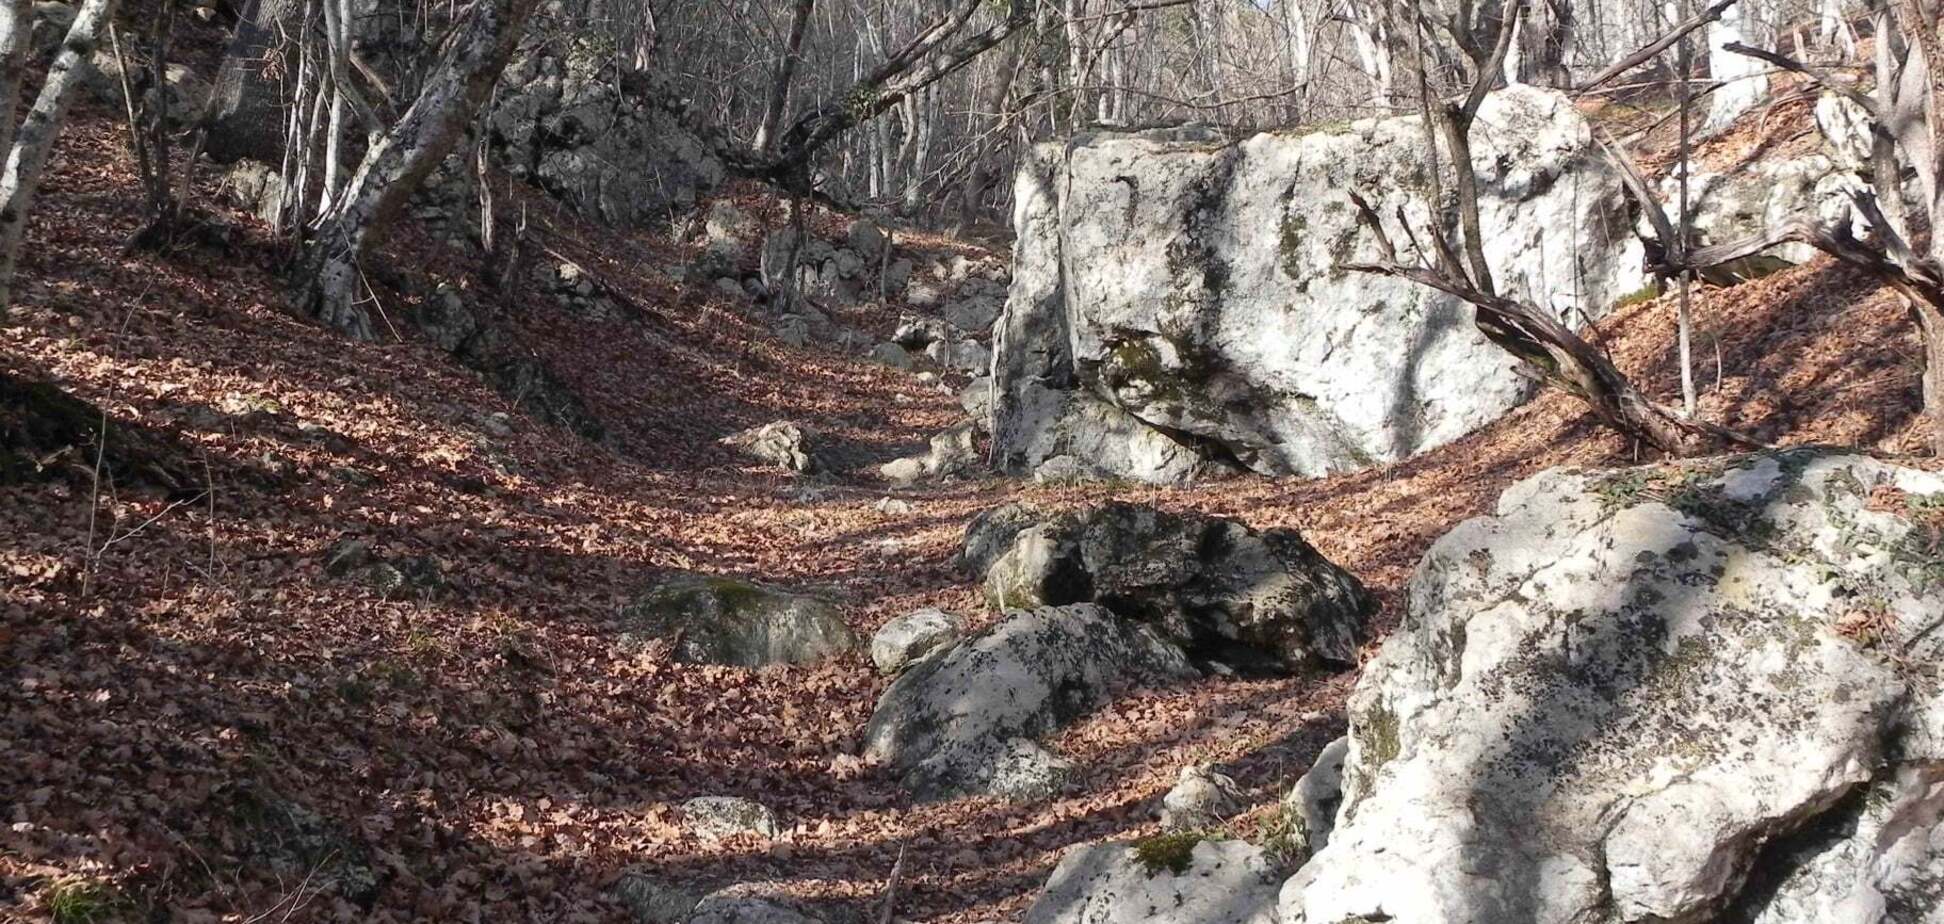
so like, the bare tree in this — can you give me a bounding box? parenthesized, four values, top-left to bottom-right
(293, 0, 542, 338)
(0, 0, 122, 313)
(755, 0, 816, 152)
(1671, 0, 1944, 454)
(1343, 0, 1753, 454)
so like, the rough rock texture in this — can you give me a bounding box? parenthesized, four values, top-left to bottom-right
(612, 872, 705, 924)
(861, 604, 1198, 800)
(972, 502, 1373, 672)
(1282, 449, 1944, 924)
(623, 575, 856, 667)
(868, 342, 914, 370)
(720, 421, 822, 474)
(1160, 765, 1245, 830)
(489, 38, 724, 227)
(880, 425, 979, 486)
(688, 885, 829, 924)
(960, 376, 994, 430)
(870, 608, 963, 675)
(680, 796, 780, 840)
(1025, 838, 1281, 924)
(994, 86, 1644, 482)
(1656, 154, 1864, 268)
(1278, 736, 1346, 865)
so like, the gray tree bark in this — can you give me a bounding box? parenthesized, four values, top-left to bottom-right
(205, 0, 303, 163)
(294, 0, 541, 338)
(0, 0, 121, 312)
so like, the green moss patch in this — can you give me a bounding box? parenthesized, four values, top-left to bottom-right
(1132, 830, 1208, 875)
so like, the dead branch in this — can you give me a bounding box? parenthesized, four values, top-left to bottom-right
(1342, 192, 1761, 455)
(1721, 41, 1879, 117)
(1577, 0, 1742, 95)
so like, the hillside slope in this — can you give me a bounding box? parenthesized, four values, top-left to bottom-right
(1, 96, 1936, 922)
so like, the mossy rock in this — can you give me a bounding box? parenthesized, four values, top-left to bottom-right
(624, 574, 857, 667)
(1132, 830, 1209, 876)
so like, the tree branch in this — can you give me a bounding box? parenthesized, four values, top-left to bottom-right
(1576, 0, 1740, 94)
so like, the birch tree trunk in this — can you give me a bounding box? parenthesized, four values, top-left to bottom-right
(293, 0, 540, 338)
(0, 0, 120, 312)
(0, 0, 31, 160)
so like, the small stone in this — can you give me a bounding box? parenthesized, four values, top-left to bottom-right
(1159, 764, 1244, 830)
(323, 540, 372, 576)
(867, 342, 913, 370)
(680, 796, 780, 840)
(871, 608, 963, 675)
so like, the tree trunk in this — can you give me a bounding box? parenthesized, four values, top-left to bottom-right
(294, 0, 540, 338)
(0, 0, 31, 159)
(0, 0, 121, 312)
(1920, 302, 1944, 455)
(206, 0, 304, 163)
(754, 0, 813, 152)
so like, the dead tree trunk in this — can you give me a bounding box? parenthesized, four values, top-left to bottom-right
(0, 0, 122, 312)
(293, 0, 540, 338)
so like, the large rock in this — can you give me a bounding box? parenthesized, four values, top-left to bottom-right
(1655, 154, 1864, 270)
(489, 39, 724, 227)
(623, 575, 856, 667)
(993, 86, 1644, 482)
(1282, 449, 1944, 924)
(861, 604, 1198, 800)
(970, 502, 1372, 672)
(1026, 837, 1281, 924)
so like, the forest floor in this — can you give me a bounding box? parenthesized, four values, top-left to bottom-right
(1, 89, 1937, 922)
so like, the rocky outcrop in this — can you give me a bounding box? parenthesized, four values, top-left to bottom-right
(993, 86, 1645, 482)
(967, 503, 1372, 673)
(861, 604, 1197, 800)
(1026, 837, 1282, 924)
(1281, 449, 1944, 924)
(1656, 154, 1865, 270)
(489, 39, 724, 227)
(623, 575, 856, 667)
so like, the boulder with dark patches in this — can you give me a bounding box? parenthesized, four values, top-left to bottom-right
(971, 502, 1373, 673)
(861, 604, 1197, 800)
(1282, 449, 1944, 924)
(623, 575, 856, 668)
